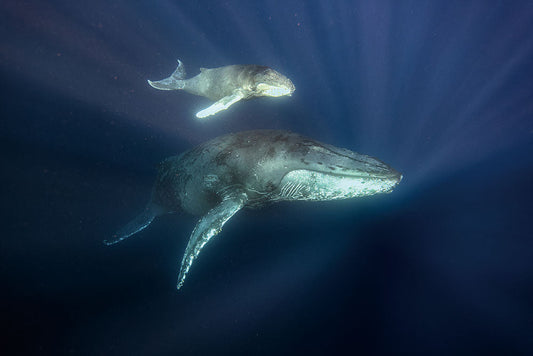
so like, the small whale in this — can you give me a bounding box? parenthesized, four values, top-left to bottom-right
(147, 60, 295, 118)
(105, 130, 402, 290)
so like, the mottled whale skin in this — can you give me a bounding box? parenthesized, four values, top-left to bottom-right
(148, 60, 295, 118)
(105, 130, 402, 290)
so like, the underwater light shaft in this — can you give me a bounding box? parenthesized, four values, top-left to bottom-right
(1, 0, 532, 186)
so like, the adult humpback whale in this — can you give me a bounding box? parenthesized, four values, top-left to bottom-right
(105, 130, 402, 289)
(147, 60, 295, 118)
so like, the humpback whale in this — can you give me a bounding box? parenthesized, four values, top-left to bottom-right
(105, 130, 402, 289)
(147, 60, 295, 118)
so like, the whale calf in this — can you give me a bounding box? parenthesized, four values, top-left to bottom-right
(105, 130, 402, 289)
(148, 60, 295, 118)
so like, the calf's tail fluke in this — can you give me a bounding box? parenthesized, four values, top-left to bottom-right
(104, 207, 157, 246)
(147, 59, 186, 90)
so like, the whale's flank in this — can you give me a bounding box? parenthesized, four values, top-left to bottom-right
(107, 130, 401, 289)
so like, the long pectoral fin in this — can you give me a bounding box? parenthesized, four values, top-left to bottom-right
(195, 90, 245, 119)
(177, 192, 248, 289)
(104, 207, 157, 246)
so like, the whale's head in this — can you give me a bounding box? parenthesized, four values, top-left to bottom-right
(275, 139, 402, 201)
(253, 67, 295, 97)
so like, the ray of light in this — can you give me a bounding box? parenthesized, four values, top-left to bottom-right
(1, 0, 531, 187)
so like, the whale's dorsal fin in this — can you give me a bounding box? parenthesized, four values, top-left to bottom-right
(176, 191, 248, 289)
(195, 89, 246, 119)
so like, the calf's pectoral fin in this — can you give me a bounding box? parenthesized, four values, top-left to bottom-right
(176, 191, 248, 289)
(195, 90, 245, 119)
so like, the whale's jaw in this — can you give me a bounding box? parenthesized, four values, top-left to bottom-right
(255, 68, 296, 97)
(278, 168, 402, 201)
(256, 82, 295, 97)
(277, 145, 402, 201)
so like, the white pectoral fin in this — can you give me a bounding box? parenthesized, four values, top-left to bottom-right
(176, 191, 248, 289)
(195, 91, 245, 119)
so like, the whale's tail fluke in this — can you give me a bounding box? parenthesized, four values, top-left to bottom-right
(147, 59, 186, 90)
(104, 205, 161, 246)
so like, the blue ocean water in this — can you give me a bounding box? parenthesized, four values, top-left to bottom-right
(1, 0, 532, 354)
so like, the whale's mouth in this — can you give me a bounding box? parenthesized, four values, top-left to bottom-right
(318, 169, 403, 191)
(278, 168, 402, 201)
(307, 169, 401, 181)
(257, 83, 293, 97)
(302, 163, 403, 182)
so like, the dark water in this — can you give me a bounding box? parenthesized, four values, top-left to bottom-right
(2, 0, 532, 354)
